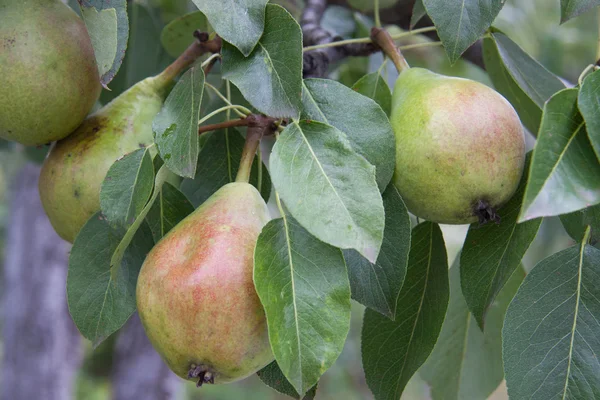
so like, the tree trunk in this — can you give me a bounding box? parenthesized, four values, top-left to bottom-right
(1, 163, 82, 400)
(112, 313, 183, 400)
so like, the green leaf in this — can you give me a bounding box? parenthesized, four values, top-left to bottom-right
(254, 216, 351, 396)
(560, 0, 600, 23)
(78, 0, 129, 86)
(419, 261, 524, 400)
(560, 204, 600, 247)
(410, 0, 427, 29)
(67, 213, 154, 346)
(257, 361, 318, 400)
(302, 78, 395, 192)
(108, 166, 171, 274)
(222, 4, 303, 119)
(191, 0, 268, 56)
(180, 129, 271, 207)
(460, 154, 542, 328)
(145, 182, 194, 243)
(422, 0, 503, 64)
(100, 148, 154, 229)
(483, 32, 565, 135)
(351, 73, 393, 117)
(160, 11, 211, 58)
(321, 6, 356, 39)
(362, 222, 449, 399)
(153, 65, 205, 178)
(520, 88, 600, 221)
(270, 121, 384, 263)
(100, 2, 172, 104)
(578, 68, 600, 160)
(503, 239, 600, 399)
(344, 185, 411, 318)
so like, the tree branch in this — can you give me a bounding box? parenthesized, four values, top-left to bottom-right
(301, 0, 379, 77)
(301, 0, 484, 77)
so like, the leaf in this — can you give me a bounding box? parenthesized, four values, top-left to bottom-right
(221, 4, 303, 119)
(560, 0, 600, 23)
(460, 154, 542, 328)
(410, 0, 427, 29)
(362, 222, 449, 399)
(419, 261, 524, 400)
(160, 11, 211, 58)
(503, 238, 600, 399)
(191, 0, 268, 56)
(153, 65, 205, 178)
(578, 68, 600, 160)
(351, 73, 393, 117)
(145, 182, 194, 243)
(100, 148, 154, 229)
(108, 166, 171, 274)
(561, 204, 600, 247)
(520, 88, 600, 221)
(302, 78, 396, 192)
(254, 216, 351, 396)
(67, 213, 154, 346)
(257, 361, 318, 400)
(344, 185, 411, 318)
(483, 32, 565, 135)
(270, 121, 384, 263)
(100, 2, 172, 104)
(422, 0, 503, 64)
(78, 0, 129, 86)
(180, 129, 271, 207)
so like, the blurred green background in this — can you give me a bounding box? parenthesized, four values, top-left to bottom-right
(0, 0, 593, 398)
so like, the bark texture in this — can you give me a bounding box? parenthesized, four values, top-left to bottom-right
(1, 163, 82, 400)
(112, 313, 183, 400)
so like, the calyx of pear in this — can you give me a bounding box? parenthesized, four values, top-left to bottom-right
(38, 38, 216, 243)
(137, 128, 274, 386)
(0, 0, 101, 146)
(372, 28, 525, 224)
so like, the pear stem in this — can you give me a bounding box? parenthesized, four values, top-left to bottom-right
(235, 116, 276, 183)
(156, 33, 222, 86)
(370, 27, 410, 73)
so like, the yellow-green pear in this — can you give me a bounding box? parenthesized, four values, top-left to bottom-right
(0, 0, 101, 145)
(36, 41, 203, 243)
(391, 67, 526, 224)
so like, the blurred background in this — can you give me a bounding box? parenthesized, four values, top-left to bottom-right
(0, 0, 593, 399)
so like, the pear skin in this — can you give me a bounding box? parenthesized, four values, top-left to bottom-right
(391, 68, 525, 224)
(136, 182, 273, 385)
(0, 0, 101, 145)
(38, 76, 168, 242)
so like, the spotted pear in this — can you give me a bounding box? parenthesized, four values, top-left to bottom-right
(38, 42, 206, 242)
(389, 63, 525, 224)
(136, 182, 273, 385)
(0, 0, 101, 145)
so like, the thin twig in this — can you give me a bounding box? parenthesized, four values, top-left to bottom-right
(198, 118, 252, 134)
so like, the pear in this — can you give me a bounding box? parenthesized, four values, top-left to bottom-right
(136, 182, 273, 385)
(38, 74, 168, 242)
(0, 0, 101, 145)
(36, 34, 209, 243)
(390, 67, 526, 224)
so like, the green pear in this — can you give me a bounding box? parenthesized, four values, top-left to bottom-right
(136, 182, 273, 385)
(38, 73, 171, 243)
(391, 68, 525, 224)
(0, 0, 101, 145)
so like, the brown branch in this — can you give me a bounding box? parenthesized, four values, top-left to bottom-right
(198, 118, 251, 134)
(302, 0, 378, 77)
(198, 115, 279, 135)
